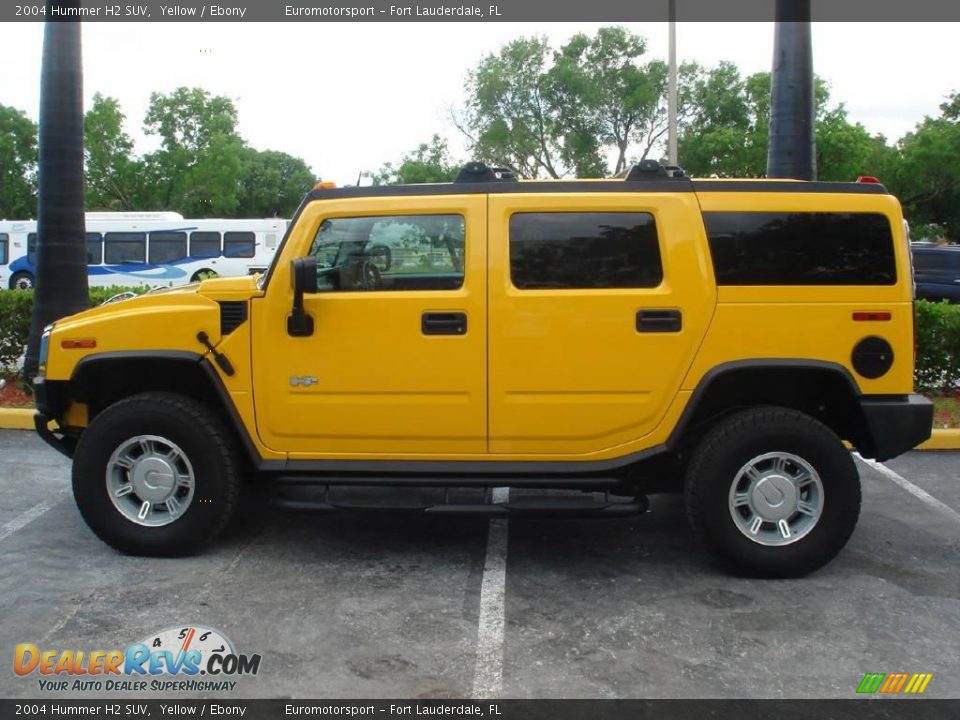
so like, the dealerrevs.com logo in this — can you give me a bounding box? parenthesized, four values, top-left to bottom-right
(14, 625, 261, 692)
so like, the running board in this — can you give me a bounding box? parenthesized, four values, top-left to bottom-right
(273, 474, 622, 489)
(273, 490, 648, 518)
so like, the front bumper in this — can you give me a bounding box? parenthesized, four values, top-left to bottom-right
(33, 374, 76, 458)
(34, 412, 76, 458)
(859, 394, 933, 461)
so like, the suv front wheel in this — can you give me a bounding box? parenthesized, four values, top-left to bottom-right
(72, 392, 240, 556)
(684, 407, 861, 578)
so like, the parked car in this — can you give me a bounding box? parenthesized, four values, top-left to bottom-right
(35, 161, 932, 577)
(911, 242, 960, 302)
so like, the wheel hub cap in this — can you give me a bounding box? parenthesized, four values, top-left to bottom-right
(751, 475, 797, 521)
(728, 451, 824, 547)
(106, 435, 195, 527)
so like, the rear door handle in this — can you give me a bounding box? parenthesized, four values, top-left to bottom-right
(636, 309, 682, 333)
(422, 312, 467, 335)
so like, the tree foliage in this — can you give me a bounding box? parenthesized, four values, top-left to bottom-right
(370, 135, 459, 185)
(84, 93, 139, 211)
(0, 105, 38, 219)
(138, 87, 245, 216)
(237, 147, 316, 217)
(79, 87, 316, 219)
(886, 93, 960, 240)
(679, 66, 893, 182)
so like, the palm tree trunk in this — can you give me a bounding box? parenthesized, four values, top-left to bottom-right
(767, 0, 816, 180)
(24, 5, 90, 381)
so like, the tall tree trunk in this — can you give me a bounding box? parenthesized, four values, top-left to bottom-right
(767, 0, 816, 180)
(23, 6, 90, 381)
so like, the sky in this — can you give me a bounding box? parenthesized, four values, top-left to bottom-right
(1, 22, 958, 186)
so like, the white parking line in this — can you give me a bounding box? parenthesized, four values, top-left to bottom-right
(0, 492, 69, 543)
(471, 487, 509, 699)
(855, 453, 960, 525)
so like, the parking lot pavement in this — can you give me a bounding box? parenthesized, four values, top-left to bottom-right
(0, 429, 957, 700)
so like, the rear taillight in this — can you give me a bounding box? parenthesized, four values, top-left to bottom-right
(853, 312, 891, 322)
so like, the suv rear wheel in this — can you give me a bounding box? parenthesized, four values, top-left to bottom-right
(72, 392, 240, 556)
(684, 407, 860, 578)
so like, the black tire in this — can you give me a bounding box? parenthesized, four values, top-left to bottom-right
(72, 392, 240, 557)
(10, 271, 35, 290)
(191, 269, 218, 282)
(684, 407, 860, 578)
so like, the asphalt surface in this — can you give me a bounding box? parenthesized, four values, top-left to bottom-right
(0, 429, 957, 699)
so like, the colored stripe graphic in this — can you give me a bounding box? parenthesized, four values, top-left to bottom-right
(857, 672, 933, 694)
(857, 673, 885, 694)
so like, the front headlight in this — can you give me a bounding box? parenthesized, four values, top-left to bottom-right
(38, 323, 54, 374)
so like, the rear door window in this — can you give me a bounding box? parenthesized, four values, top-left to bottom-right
(509, 212, 662, 289)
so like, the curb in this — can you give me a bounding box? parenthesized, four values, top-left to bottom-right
(0, 408, 34, 430)
(0, 408, 958, 449)
(918, 429, 960, 451)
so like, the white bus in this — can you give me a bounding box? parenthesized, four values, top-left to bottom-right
(0, 212, 288, 290)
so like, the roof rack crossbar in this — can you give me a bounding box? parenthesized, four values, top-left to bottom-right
(624, 160, 686, 181)
(455, 162, 518, 184)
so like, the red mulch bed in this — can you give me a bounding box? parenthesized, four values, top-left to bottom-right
(0, 375, 34, 408)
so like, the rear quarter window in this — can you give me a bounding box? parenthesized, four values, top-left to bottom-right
(705, 212, 896, 285)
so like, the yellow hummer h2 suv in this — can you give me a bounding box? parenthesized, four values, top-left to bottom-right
(34, 161, 933, 577)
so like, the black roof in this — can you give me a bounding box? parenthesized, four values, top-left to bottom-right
(307, 178, 888, 202)
(307, 161, 889, 202)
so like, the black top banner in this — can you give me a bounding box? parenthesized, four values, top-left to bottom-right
(4, 0, 960, 22)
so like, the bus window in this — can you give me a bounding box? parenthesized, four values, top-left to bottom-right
(149, 231, 188, 264)
(190, 231, 221, 258)
(104, 232, 146, 264)
(223, 231, 255, 258)
(0, 233, 8, 265)
(86, 233, 103, 265)
(28, 233, 37, 265)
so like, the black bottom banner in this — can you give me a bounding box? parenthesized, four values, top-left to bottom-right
(2, 699, 958, 720)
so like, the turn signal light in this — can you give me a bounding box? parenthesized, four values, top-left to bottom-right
(61, 338, 97, 349)
(313, 181, 337, 190)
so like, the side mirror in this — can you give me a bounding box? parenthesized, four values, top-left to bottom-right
(292, 255, 319, 294)
(288, 256, 317, 337)
(367, 244, 392, 272)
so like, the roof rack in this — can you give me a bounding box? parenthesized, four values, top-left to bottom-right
(623, 159, 687, 181)
(454, 160, 685, 184)
(454, 162, 518, 183)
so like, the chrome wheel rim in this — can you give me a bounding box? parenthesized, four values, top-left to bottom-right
(728, 451, 823, 546)
(106, 435, 195, 527)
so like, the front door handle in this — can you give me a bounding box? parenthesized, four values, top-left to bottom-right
(422, 312, 467, 335)
(636, 309, 682, 333)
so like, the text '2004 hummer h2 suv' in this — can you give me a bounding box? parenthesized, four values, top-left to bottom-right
(35, 161, 933, 577)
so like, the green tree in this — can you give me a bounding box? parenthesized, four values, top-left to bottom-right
(84, 93, 140, 210)
(680, 66, 893, 181)
(0, 105, 38, 219)
(236, 147, 316, 217)
(887, 93, 960, 240)
(140, 87, 245, 216)
(546, 27, 699, 175)
(459, 27, 698, 178)
(370, 135, 459, 185)
(460, 36, 562, 178)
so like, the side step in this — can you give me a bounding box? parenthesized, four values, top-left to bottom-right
(273, 488, 648, 519)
